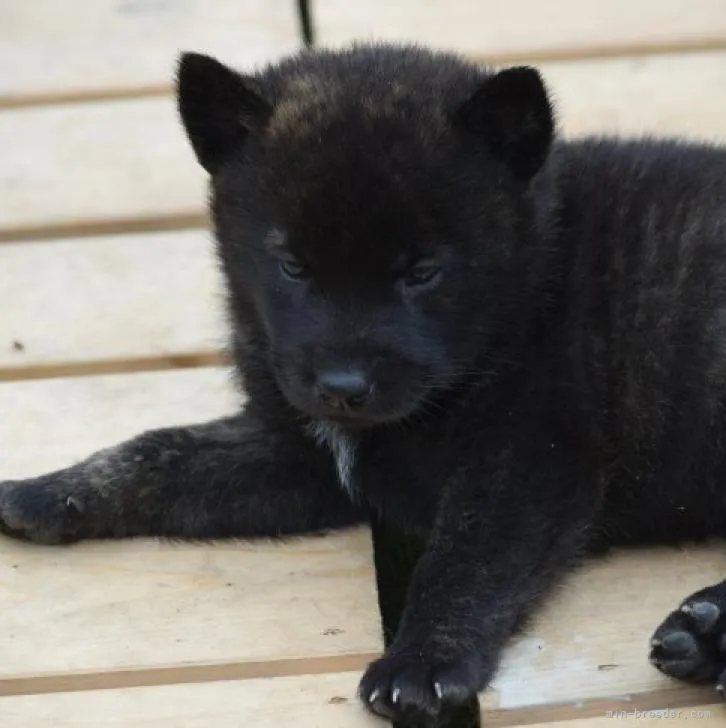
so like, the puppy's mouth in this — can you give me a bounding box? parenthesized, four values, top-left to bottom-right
(273, 361, 429, 428)
(317, 400, 422, 429)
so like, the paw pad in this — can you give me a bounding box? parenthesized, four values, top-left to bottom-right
(680, 601, 720, 633)
(651, 585, 726, 686)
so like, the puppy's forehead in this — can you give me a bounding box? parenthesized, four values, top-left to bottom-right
(278, 180, 430, 273)
(266, 71, 447, 146)
(252, 50, 485, 271)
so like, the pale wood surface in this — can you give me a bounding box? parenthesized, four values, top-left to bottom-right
(3, 3, 726, 726)
(0, 230, 225, 371)
(2, 52, 726, 238)
(0, 0, 299, 103)
(315, 0, 726, 60)
(0, 96, 204, 237)
(0, 367, 237, 478)
(546, 52, 726, 142)
(0, 529, 378, 684)
(2, 673, 378, 727)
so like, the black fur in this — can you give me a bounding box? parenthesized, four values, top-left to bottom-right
(3, 43, 726, 723)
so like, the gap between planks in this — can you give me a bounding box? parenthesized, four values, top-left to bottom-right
(0, 352, 226, 383)
(0, 653, 377, 699)
(1, 38, 725, 112)
(0, 213, 208, 245)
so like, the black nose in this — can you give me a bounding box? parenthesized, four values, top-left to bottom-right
(316, 368, 371, 411)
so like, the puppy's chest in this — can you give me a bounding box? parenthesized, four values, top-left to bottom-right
(308, 422, 358, 497)
(307, 422, 447, 528)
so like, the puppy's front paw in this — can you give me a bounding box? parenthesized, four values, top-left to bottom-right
(358, 646, 484, 724)
(0, 477, 88, 544)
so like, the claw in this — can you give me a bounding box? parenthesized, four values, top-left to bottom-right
(367, 688, 379, 705)
(433, 681, 443, 699)
(65, 495, 84, 514)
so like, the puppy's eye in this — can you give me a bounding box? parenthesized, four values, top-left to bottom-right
(279, 258, 308, 281)
(402, 261, 442, 289)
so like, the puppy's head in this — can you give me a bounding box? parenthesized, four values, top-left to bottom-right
(177, 45, 554, 427)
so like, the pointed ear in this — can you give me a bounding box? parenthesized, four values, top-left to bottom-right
(453, 66, 554, 180)
(176, 52, 272, 174)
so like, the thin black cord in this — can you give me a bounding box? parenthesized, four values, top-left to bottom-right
(297, 0, 314, 46)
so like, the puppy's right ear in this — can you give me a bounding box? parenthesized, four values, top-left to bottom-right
(453, 66, 553, 181)
(177, 52, 272, 174)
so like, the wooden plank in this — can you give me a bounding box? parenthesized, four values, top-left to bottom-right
(0, 230, 225, 372)
(315, 0, 726, 61)
(0, 96, 205, 239)
(1, 673, 379, 727)
(481, 544, 726, 723)
(2, 52, 726, 239)
(0, 530, 378, 690)
(0, 368, 380, 689)
(0, 367, 237, 478)
(544, 54, 726, 142)
(0, 0, 299, 104)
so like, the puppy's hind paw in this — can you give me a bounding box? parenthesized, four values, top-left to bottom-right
(650, 583, 726, 690)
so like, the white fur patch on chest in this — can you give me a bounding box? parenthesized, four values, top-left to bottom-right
(307, 421, 357, 496)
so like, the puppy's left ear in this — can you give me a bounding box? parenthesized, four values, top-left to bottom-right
(177, 52, 272, 174)
(454, 66, 554, 181)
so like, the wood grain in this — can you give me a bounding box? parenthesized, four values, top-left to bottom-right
(0, 529, 379, 687)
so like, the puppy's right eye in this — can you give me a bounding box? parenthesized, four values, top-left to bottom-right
(401, 261, 442, 290)
(279, 258, 308, 281)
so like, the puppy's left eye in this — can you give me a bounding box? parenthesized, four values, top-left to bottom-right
(279, 257, 309, 281)
(402, 261, 442, 289)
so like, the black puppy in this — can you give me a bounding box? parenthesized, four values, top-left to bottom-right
(2, 43, 726, 723)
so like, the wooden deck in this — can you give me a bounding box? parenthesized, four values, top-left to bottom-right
(1, 1, 725, 725)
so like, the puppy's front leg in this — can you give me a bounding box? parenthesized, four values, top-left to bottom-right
(359, 447, 598, 724)
(0, 408, 362, 544)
